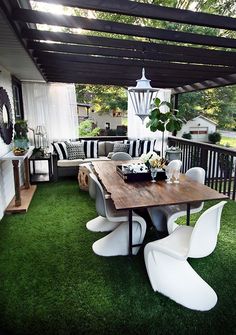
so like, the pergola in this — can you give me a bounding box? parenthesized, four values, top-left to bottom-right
(1, 0, 236, 93)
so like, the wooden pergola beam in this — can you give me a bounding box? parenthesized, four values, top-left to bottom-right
(34, 0, 236, 31)
(13, 9, 236, 48)
(173, 74, 236, 93)
(34, 51, 236, 75)
(28, 41, 236, 67)
(40, 62, 221, 80)
(22, 28, 236, 59)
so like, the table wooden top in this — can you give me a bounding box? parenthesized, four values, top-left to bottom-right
(93, 161, 228, 211)
(0, 146, 34, 161)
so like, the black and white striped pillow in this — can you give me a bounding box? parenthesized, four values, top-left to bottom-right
(52, 141, 68, 160)
(124, 140, 140, 157)
(82, 140, 98, 158)
(139, 140, 156, 155)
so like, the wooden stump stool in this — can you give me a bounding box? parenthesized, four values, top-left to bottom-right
(78, 163, 91, 191)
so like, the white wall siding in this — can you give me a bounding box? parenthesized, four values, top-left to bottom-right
(0, 65, 15, 219)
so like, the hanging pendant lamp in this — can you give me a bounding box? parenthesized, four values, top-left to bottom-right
(128, 68, 158, 122)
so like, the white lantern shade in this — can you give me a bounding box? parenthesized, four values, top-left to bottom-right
(128, 68, 158, 122)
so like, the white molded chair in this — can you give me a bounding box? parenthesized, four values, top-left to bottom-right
(111, 152, 132, 161)
(166, 159, 182, 171)
(148, 167, 205, 233)
(89, 174, 146, 256)
(86, 173, 119, 232)
(144, 201, 227, 311)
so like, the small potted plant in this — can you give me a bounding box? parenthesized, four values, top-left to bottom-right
(13, 120, 29, 155)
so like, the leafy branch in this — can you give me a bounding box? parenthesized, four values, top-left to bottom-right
(146, 98, 185, 157)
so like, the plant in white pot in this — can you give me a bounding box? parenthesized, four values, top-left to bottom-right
(146, 97, 184, 158)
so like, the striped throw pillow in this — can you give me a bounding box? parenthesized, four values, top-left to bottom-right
(139, 140, 156, 155)
(82, 140, 98, 158)
(124, 140, 141, 157)
(52, 141, 68, 160)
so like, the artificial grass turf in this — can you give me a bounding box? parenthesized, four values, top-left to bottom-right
(0, 180, 235, 335)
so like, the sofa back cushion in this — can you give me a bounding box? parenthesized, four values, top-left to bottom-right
(98, 141, 106, 156)
(82, 140, 98, 158)
(105, 141, 123, 156)
(124, 140, 140, 157)
(52, 141, 68, 159)
(113, 142, 129, 153)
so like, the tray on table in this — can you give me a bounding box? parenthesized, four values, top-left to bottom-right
(116, 164, 166, 182)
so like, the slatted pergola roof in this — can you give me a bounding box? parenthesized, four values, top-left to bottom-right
(1, 0, 236, 93)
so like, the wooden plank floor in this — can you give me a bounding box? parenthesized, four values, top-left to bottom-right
(5, 185, 37, 214)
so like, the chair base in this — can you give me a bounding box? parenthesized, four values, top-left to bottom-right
(92, 217, 146, 256)
(144, 244, 217, 311)
(86, 216, 120, 232)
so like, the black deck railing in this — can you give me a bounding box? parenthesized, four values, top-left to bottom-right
(168, 136, 236, 200)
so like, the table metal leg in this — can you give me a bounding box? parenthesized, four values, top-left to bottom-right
(186, 203, 191, 226)
(128, 209, 133, 256)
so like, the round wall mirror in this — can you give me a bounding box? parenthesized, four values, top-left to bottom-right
(0, 87, 13, 144)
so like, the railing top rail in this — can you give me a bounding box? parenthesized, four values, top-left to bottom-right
(168, 136, 236, 156)
(75, 136, 128, 141)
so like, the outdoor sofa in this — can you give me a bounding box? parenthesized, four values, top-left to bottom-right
(52, 137, 160, 180)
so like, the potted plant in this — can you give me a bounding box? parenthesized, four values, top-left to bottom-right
(146, 98, 184, 157)
(13, 120, 29, 154)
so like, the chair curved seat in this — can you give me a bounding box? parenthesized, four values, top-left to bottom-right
(111, 152, 132, 161)
(89, 173, 146, 256)
(86, 173, 121, 232)
(148, 167, 205, 234)
(144, 201, 227, 311)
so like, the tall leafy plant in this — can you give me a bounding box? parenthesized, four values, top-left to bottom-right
(146, 98, 184, 157)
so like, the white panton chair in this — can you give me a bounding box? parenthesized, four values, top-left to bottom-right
(144, 201, 227, 311)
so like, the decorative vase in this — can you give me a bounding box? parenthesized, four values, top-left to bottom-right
(14, 138, 29, 150)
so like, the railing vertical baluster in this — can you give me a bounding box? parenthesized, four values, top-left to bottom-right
(215, 152, 220, 191)
(183, 145, 187, 172)
(190, 145, 194, 168)
(227, 155, 234, 198)
(186, 145, 189, 169)
(232, 161, 236, 201)
(211, 150, 216, 189)
(223, 153, 230, 195)
(219, 155, 223, 194)
(208, 150, 213, 187)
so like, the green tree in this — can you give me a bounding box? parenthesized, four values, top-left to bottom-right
(78, 120, 100, 137)
(76, 85, 127, 114)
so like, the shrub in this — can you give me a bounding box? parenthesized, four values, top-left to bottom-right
(78, 120, 100, 137)
(182, 132, 192, 140)
(208, 132, 221, 144)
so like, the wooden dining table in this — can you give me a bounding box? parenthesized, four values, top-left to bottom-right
(93, 160, 228, 256)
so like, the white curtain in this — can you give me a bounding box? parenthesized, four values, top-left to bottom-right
(127, 88, 172, 154)
(22, 82, 78, 144)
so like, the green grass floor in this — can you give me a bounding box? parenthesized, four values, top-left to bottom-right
(0, 180, 235, 335)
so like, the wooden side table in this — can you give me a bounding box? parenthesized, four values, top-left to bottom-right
(29, 152, 53, 183)
(0, 146, 37, 213)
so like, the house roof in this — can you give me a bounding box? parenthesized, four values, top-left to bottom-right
(0, 0, 236, 93)
(193, 115, 218, 125)
(0, 5, 44, 81)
